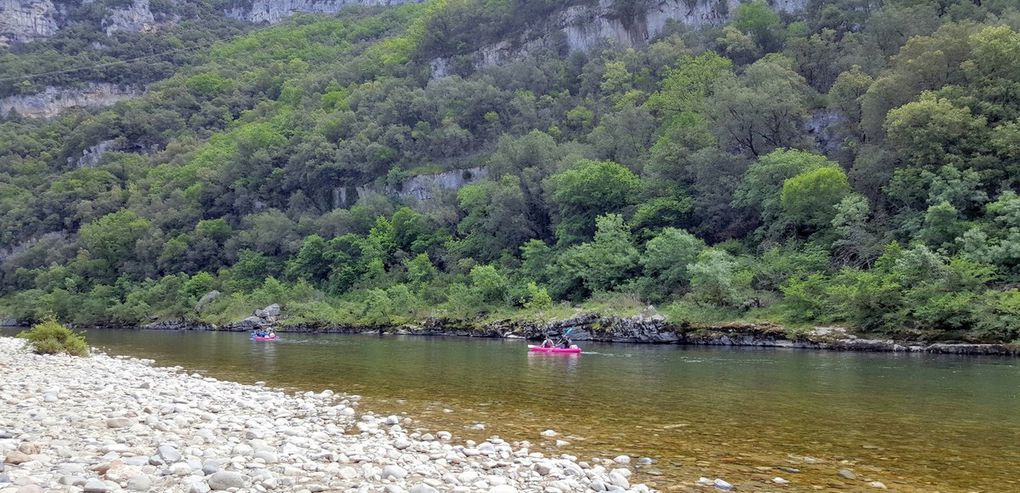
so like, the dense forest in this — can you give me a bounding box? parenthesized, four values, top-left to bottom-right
(2, 0, 1019, 342)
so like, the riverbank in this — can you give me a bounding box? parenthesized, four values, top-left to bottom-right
(0, 337, 650, 493)
(125, 310, 1020, 357)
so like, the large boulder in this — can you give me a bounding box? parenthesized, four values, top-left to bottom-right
(234, 317, 264, 330)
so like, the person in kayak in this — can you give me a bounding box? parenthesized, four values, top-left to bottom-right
(541, 337, 555, 348)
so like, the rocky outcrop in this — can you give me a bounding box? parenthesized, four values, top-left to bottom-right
(329, 167, 488, 209)
(1, 0, 164, 44)
(0, 83, 142, 119)
(224, 0, 423, 24)
(66, 139, 120, 168)
(806, 110, 848, 157)
(395, 166, 489, 202)
(103, 0, 158, 35)
(431, 0, 809, 75)
(0, 0, 58, 46)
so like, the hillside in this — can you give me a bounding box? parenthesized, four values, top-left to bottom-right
(2, 0, 1020, 342)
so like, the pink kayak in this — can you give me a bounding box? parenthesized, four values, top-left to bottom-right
(251, 335, 279, 341)
(528, 345, 582, 354)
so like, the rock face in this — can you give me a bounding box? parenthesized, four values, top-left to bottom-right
(224, 0, 424, 24)
(67, 139, 120, 168)
(396, 166, 489, 202)
(0, 0, 58, 45)
(431, 0, 809, 75)
(330, 166, 489, 209)
(103, 0, 157, 35)
(0, 0, 163, 45)
(0, 83, 142, 119)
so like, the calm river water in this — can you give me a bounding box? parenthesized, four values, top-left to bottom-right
(5, 328, 1019, 492)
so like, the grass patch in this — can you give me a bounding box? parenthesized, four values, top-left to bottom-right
(18, 318, 89, 356)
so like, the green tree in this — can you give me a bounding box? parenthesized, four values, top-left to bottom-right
(78, 210, 151, 273)
(547, 160, 640, 245)
(455, 176, 537, 262)
(706, 57, 810, 156)
(884, 93, 988, 169)
(735, 149, 836, 232)
(732, 0, 786, 53)
(558, 214, 640, 293)
(689, 249, 751, 307)
(640, 227, 705, 294)
(780, 166, 852, 230)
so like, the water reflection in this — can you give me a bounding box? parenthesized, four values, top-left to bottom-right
(526, 352, 581, 373)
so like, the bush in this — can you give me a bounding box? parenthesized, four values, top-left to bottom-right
(18, 318, 89, 356)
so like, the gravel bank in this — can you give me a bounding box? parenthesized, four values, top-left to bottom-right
(0, 338, 649, 493)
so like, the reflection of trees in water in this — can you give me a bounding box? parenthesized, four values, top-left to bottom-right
(526, 352, 582, 386)
(250, 339, 279, 375)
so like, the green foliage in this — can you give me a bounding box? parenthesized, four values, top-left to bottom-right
(2, 0, 1019, 341)
(640, 227, 704, 297)
(18, 318, 89, 356)
(689, 249, 752, 307)
(547, 160, 640, 245)
(780, 166, 851, 230)
(558, 214, 640, 294)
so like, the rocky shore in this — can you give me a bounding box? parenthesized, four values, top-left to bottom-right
(127, 308, 1020, 357)
(6, 307, 1016, 356)
(0, 337, 650, 493)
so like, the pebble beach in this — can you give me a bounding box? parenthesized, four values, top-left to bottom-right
(0, 337, 649, 493)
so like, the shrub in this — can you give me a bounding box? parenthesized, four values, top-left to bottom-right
(18, 318, 89, 356)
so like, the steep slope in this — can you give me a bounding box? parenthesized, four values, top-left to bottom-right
(2, 0, 1020, 343)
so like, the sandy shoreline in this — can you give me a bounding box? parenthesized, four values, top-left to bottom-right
(0, 337, 649, 493)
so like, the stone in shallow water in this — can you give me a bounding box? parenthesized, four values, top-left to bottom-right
(773, 477, 789, 484)
(713, 478, 733, 490)
(409, 485, 438, 493)
(838, 469, 857, 481)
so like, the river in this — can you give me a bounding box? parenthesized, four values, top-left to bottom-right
(5, 328, 1019, 492)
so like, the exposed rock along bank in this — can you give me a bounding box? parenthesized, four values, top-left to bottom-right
(125, 308, 1020, 357)
(0, 337, 652, 493)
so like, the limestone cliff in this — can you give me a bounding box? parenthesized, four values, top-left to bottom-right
(0, 0, 58, 45)
(431, 0, 810, 75)
(1, 0, 171, 45)
(0, 83, 143, 119)
(103, 0, 158, 35)
(224, 0, 422, 24)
